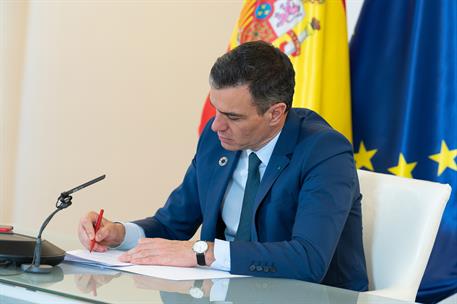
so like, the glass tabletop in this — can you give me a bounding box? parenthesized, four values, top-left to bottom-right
(0, 262, 411, 304)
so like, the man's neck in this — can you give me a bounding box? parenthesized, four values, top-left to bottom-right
(251, 128, 282, 152)
(251, 112, 287, 151)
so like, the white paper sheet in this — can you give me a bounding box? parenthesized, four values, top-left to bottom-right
(65, 249, 132, 267)
(118, 264, 246, 280)
(65, 249, 247, 280)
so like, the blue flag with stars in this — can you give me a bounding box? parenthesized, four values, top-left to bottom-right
(350, 0, 456, 302)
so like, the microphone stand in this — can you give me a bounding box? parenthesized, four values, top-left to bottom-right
(21, 175, 106, 274)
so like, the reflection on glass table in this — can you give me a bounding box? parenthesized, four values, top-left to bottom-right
(0, 262, 412, 304)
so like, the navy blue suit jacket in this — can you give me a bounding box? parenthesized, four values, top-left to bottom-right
(134, 108, 368, 291)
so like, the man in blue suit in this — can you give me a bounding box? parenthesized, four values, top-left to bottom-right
(78, 41, 368, 291)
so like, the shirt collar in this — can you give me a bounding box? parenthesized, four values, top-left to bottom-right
(246, 130, 282, 166)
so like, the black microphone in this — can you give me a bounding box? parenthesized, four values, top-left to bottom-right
(21, 175, 106, 274)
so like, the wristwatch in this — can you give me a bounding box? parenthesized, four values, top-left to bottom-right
(192, 240, 208, 266)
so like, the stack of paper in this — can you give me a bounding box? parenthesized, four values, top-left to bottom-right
(65, 249, 247, 281)
(65, 249, 131, 267)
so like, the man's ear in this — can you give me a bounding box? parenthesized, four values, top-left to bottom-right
(268, 103, 287, 125)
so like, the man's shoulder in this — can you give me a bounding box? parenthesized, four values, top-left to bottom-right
(288, 108, 344, 140)
(285, 108, 352, 154)
(290, 108, 332, 129)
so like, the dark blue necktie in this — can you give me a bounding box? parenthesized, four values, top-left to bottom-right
(235, 152, 261, 241)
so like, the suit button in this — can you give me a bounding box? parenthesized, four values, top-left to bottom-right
(249, 265, 256, 272)
(256, 266, 263, 272)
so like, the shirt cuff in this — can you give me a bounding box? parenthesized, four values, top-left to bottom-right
(111, 222, 145, 250)
(210, 239, 231, 271)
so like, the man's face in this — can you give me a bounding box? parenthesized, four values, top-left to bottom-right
(209, 85, 277, 151)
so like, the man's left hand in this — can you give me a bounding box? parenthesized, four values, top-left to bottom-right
(118, 238, 215, 267)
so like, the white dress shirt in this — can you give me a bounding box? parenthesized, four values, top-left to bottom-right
(118, 131, 281, 272)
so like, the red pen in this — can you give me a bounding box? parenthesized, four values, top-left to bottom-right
(90, 209, 104, 253)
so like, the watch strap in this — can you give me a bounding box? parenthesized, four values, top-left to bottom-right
(196, 252, 206, 266)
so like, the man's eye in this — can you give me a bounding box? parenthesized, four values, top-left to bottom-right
(227, 116, 240, 121)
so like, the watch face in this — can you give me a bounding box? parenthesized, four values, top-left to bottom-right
(193, 241, 208, 253)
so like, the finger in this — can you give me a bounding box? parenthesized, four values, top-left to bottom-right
(133, 238, 164, 254)
(123, 248, 140, 259)
(78, 228, 91, 250)
(80, 212, 99, 240)
(78, 219, 97, 250)
(130, 256, 164, 265)
(92, 242, 108, 252)
(125, 246, 156, 261)
(96, 225, 122, 248)
(118, 253, 130, 262)
(94, 225, 110, 243)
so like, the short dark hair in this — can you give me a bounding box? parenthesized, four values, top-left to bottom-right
(209, 41, 295, 113)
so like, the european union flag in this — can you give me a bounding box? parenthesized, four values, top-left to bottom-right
(350, 0, 456, 302)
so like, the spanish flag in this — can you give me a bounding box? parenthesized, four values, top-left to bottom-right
(199, 0, 352, 142)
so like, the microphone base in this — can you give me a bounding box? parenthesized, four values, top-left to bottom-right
(21, 264, 54, 274)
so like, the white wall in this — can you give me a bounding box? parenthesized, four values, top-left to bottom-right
(346, 0, 365, 39)
(4, 1, 242, 248)
(0, 0, 28, 228)
(1, 0, 363, 249)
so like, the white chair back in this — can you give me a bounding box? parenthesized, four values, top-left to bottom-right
(357, 169, 451, 302)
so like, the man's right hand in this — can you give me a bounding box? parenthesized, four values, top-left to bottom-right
(78, 212, 126, 252)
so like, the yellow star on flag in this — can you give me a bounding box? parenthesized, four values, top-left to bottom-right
(429, 140, 457, 176)
(354, 141, 377, 170)
(388, 153, 417, 178)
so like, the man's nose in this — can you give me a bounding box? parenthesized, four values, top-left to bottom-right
(211, 113, 227, 132)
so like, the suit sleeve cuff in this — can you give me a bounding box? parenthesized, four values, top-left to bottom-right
(210, 239, 231, 271)
(111, 222, 145, 250)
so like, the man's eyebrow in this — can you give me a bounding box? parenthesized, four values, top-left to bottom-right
(209, 101, 245, 118)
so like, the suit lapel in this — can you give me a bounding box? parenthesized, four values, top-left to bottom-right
(254, 155, 290, 209)
(204, 150, 240, 239)
(251, 110, 301, 240)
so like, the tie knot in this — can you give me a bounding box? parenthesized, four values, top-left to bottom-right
(248, 152, 261, 173)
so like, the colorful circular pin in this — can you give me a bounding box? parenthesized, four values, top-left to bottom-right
(219, 156, 228, 166)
